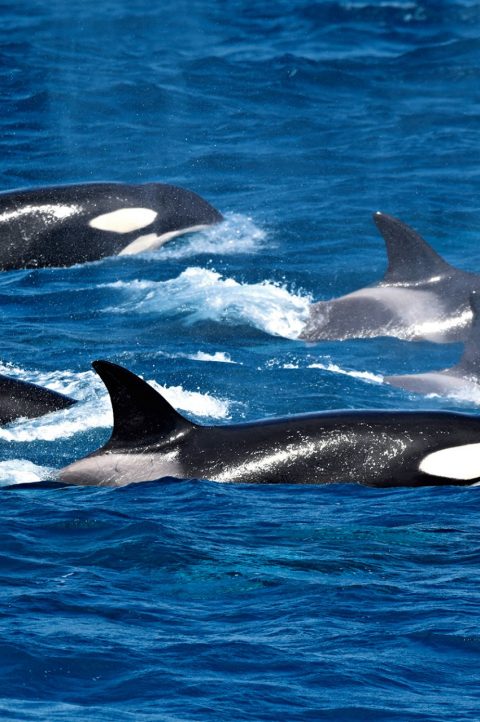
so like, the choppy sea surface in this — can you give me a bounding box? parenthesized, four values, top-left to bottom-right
(1, 1, 480, 719)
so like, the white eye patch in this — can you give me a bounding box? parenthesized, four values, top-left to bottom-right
(419, 443, 480, 481)
(88, 207, 157, 234)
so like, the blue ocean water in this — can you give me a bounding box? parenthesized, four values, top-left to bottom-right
(0, 0, 480, 719)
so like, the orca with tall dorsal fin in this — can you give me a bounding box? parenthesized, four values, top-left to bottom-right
(0, 373, 76, 425)
(59, 360, 480, 488)
(0, 182, 223, 270)
(384, 292, 480, 398)
(300, 212, 480, 344)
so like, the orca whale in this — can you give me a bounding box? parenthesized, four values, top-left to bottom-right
(0, 373, 75, 425)
(300, 212, 480, 344)
(384, 292, 480, 397)
(59, 360, 480, 488)
(0, 182, 223, 269)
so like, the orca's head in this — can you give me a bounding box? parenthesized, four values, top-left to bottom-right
(152, 183, 223, 230)
(88, 182, 223, 255)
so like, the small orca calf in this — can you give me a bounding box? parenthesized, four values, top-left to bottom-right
(300, 212, 480, 344)
(59, 360, 480, 488)
(385, 292, 480, 398)
(0, 373, 75, 425)
(0, 182, 223, 269)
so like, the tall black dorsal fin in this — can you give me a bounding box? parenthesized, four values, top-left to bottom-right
(93, 360, 195, 449)
(373, 212, 454, 284)
(453, 292, 480, 377)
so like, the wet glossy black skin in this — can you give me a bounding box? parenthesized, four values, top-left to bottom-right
(136, 409, 480, 487)
(0, 374, 75, 425)
(61, 361, 480, 488)
(0, 182, 222, 269)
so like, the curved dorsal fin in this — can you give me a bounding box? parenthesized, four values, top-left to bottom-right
(373, 212, 454, 284)
(453, 292, 480, 377)
(93, 360, 195, 449)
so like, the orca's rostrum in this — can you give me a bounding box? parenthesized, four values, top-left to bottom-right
(59, 360, 480, 488)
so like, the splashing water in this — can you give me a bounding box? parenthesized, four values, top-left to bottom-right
(308, 361, 384, 384)
(0, 459, 55, 486)
(156, 213, 266, 260)
(0, 364, 232, 445)
(0, 362, 92, 399)
(188, 351, 237, 363)
(103, 267, 312, 339)
(151, 381, 232, 419)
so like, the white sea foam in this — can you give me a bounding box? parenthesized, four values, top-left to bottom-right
(0, 363, 232, 443)
(308, 362, 384, 384)
(189, 351, 236, 363)
(0, 362, 95, 399)
(403, 383, 480, 407)
(157, 212, 266, 259)
(146, 349, 239, 364)
(150, 382, 231, 419)
(308, 362, 480, 406)
(0, 398, 112, 443)
(305, 357, 480, 404)
(0, 459, 55, 486)
(103, 267, 312, 339)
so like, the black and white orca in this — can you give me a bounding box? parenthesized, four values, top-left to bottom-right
(300, 212, 480, 344)
(0, 182, 223, 269)
(0, 373, 75, 425)
(59, 360, 480, 488)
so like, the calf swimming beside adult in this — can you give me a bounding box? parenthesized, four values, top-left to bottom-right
(59, 360, 480, 488)
(300, 212, 480, 344)
(0, 182, 223, 269)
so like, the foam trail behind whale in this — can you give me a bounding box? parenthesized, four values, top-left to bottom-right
(157, 212, 265, 259)
(0, 460, 55, 486)
(102, 267, 312, 339)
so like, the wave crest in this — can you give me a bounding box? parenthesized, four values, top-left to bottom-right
(103, 267, 312, 339)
